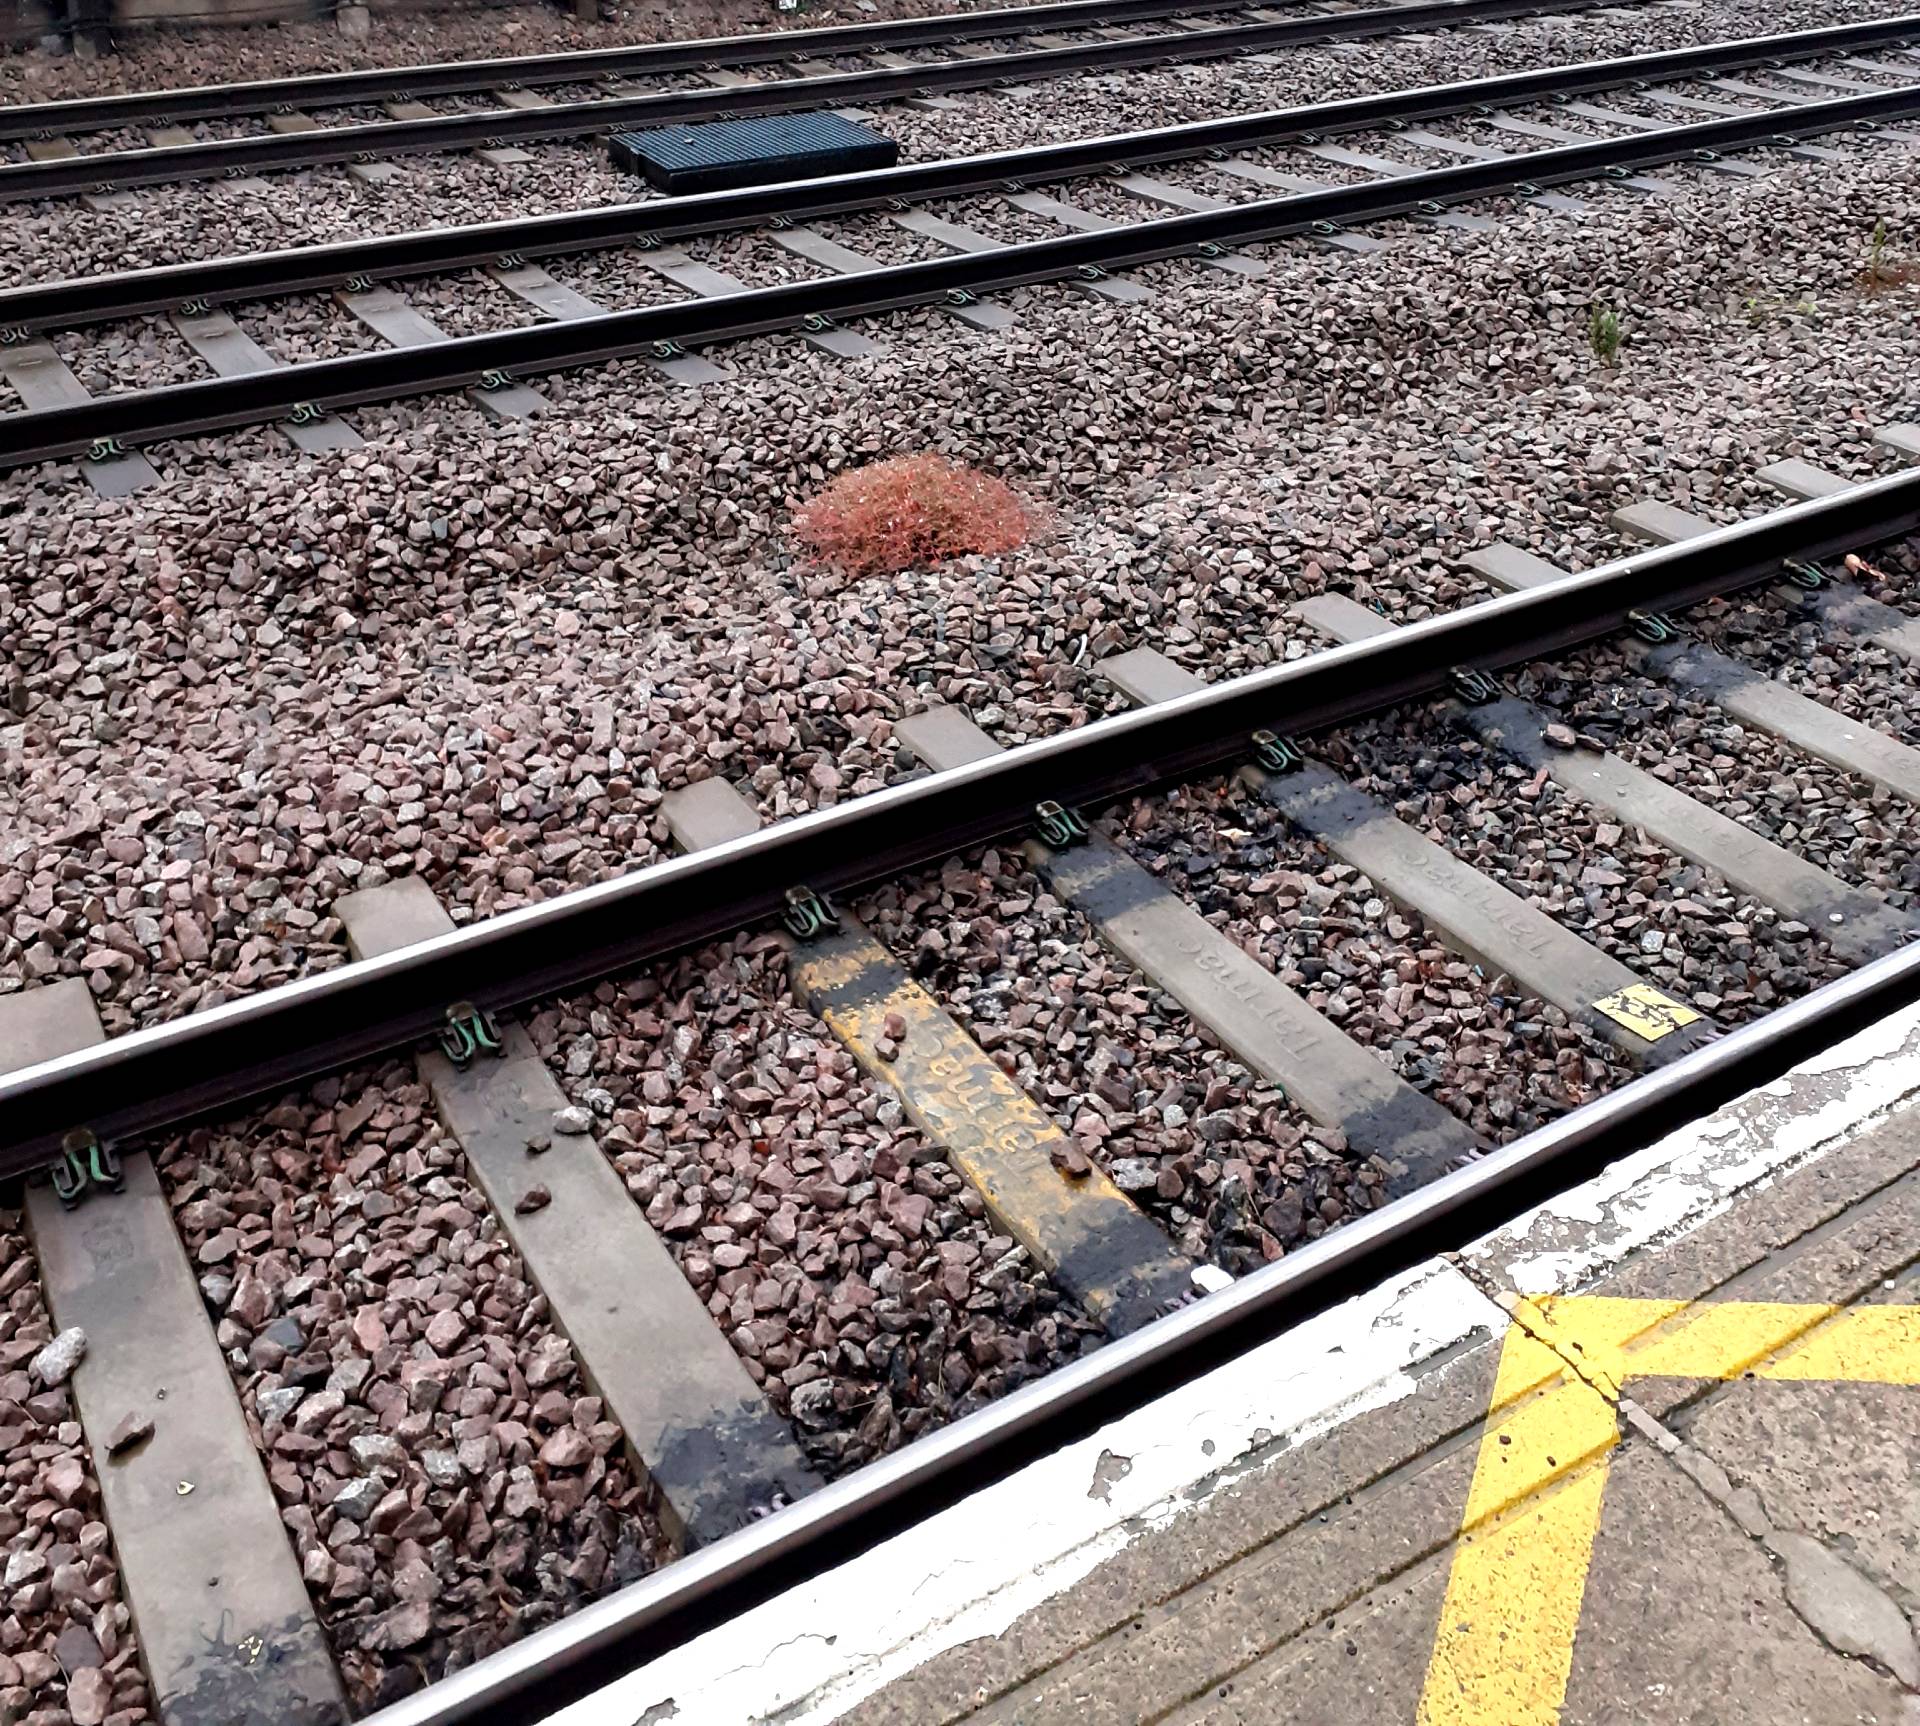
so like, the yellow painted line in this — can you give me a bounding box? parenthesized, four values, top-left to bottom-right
(1756, 1307, 1920, 1384)
(789, 925, 1190, 1333)
(1419, 1294, 1920, 1726)
(1418, 1320, 1619, 1726)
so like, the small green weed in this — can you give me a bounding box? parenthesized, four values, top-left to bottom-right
(1861, 217, 1918, 292)
(1742, 294, 1820, 326)
(1588, 303, 1622, 366)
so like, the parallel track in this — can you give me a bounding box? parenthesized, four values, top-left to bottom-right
(1, 28, 1915, 474)
(0, 0, 1300, 139)
(4, 16, 1909, 332)
(0, 0, 1640, 199)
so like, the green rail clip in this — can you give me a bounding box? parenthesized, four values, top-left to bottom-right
(1251, 729, 1306, 774)
(782, 886, 839, 942)
(46, 1128, 122, 1210)
(1033, 800, 1091, 849)
(439, 1001, 505, 1070)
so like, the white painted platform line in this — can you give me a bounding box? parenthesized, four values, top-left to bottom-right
(540, 994, 1920, 1726)
(545, 1261, 1503, 1726)
(1467, 995, 1920, 1294)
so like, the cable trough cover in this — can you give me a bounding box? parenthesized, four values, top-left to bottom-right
(608, 111, 899, 193)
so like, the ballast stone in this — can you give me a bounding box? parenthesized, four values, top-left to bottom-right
(29, 1328, 86, 1388)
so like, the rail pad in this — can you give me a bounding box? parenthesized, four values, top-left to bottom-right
(608, 111, 899, 194)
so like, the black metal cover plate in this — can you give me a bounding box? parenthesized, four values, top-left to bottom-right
(608, 111, 899, 193)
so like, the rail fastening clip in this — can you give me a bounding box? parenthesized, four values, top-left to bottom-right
(783, 886, 840, 943)
(46, 1127, 123, 1210)
(1033, 800, 1091, 850)
(1251, 729, 1306, 775)
(439, 1002, 505, 1070)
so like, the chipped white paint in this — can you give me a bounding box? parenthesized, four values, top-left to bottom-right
(544, 1260, 1500, 1726)
(1468, 997, 1920, 1293)
(543, 997, 1920, 1726)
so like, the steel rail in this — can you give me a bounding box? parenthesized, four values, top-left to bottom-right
(4, 15, 1907, 335)
(2, 471, 1917, 1184)
(0, 0, 1637, 201)
(1, 77, 1913, 469)
(359, 929, 1920, 1726)
(0, 0, 1279, 141)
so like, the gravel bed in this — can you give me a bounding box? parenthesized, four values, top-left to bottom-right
(6, 132, 1920, 1035)
(0, 149, 646, 289)
(401, 272, 542, 339)
(685, 228, 857, 288)
(691, 220, 980, 282)
(856, 839, 1354, 1271)
(856, 778, 1627, 1266)
(1678, 588, 1920, 743)
(526, 937, 1098, 1475)
(803, 209, 950, 267)
(256, 294, 396, 363)
(616, 71, 723, 94)
(1230, 145, 1380, 187)
(1482, 102, 1620, 140)
(1319, 708, 1850, 1019)
(2, 0, 1908, 290)
(0, 1213, 152, 1726)
(543, 250, 703, 311)
(1111, 777, 1633, 1120)
(154, 1059, 667, 1712)
(911, 191, 1072, 244)
(50, 317, 203, 398)
(0, 0, 1087, 103)
(1500, 641, 1920, 905)
(809, 50, 889, 73)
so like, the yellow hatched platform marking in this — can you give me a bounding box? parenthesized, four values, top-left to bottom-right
(1417, 1294, 1920, 1726)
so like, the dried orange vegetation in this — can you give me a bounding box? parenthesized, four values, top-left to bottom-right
(791, 453, 1032, 579)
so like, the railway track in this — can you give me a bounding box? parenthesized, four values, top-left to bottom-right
(0, 0, 1370, 141)
(8, 1, 1920, 1719)
(0, 0, 1634, 201)
(6, 446, 1920, 1723)
(2, 17, 1916, 491)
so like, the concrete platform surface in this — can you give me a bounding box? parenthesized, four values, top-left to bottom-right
(541, 997, 1920, 1726)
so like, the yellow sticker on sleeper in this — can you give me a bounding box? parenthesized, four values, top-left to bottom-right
(1589, 983, 1702, 1042)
